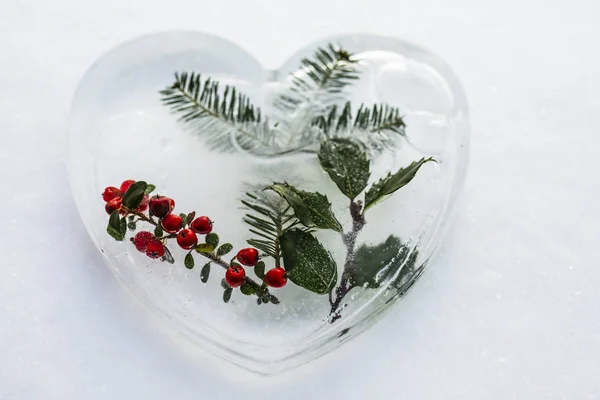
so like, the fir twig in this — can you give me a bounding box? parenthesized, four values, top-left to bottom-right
(312, 101, 406, 136)
(160, 72, 283, 153)
(241, 192, 298, 268)
(275, 44, 360, 111)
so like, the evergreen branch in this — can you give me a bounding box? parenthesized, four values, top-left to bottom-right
(160, 72, 284, 154)
(241, 191, 298, 268)
(312, 101, 406, 137)
(298, 44, 360, 92)
(160, 72, 262, 124)
(275, 44, 361, 111)
(354, 103, 406, 135)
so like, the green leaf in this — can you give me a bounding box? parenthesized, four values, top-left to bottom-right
(119, 217, 127, 236)
(127, 221, 137, 231)
(186, 211, 196, 225)
(364, 157, 435, 211)
(318, 138, 370, 199)
(162, 246, 174, 264)
(184, 253, 195, 269)
(195, 243, 214, 253)
(144, 184, 156, 195)
(121, 181, 148, 209)
(179, 213, 188, 224)
(240, 282, 256, 296)
(206, 233, 219, 249)
(221, 279, 231, 289)
(106, 210, 124, 241)
(279, 229, 337, 294)
(223, 288, 233, 303)
(348, 235, 406, 289)
(216, 243, 233, 256)
(254, 261, 266, 279)
(200, 262, 211, 283)
(154, 225, 163, 237)
(267, 183, 342, 232)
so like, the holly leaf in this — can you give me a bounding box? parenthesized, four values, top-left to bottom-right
(254, 261, 266, 279)
(106, 210, 124, 241)
(223, 288, 233, 303)
(318, 138, 370, 199)
(206, 233, 219, 249)
(200, 262, 211, 283)
(267, 183, 342, 232)
(154, 225, 163, 238)
(144, 184, 156, 195)
(119, 217, 127, 236)
(348, 235, 411, 289)
(184, 253, 195, 269)
(364, 157, 435, 211)
(195, 243, 214, 253)
(279, 229, 337, 294)
(121, 181, 148, 209)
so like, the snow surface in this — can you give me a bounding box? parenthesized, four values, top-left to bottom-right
(1, 0, 599, 398)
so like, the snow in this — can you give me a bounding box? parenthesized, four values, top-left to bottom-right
(1, 0, 599, 398)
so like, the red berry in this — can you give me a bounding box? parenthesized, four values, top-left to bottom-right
(190, 216, 213, 234)
(102, 186, 122, 202)
(149, 195, 174, 218)
(145, 240, 165, 259)
(132, 231, 155, 252)
(120, 179, 136, 193)
(137, 195, 149, 212)
(225, 265, 246, 288)
(236, 248, 259, 266)
(105, 197, 122, 214)
(265, 267, 287, 288)
(161, 214, 183, 233)
(177, 229, 198, 250)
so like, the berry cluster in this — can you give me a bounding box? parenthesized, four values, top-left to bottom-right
(102, 179, 287, 303)
(103, 179, 148, 215)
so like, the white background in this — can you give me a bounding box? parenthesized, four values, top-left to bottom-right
(1, 0, 599, 398)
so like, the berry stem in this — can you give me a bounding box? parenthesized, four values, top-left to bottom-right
(124, 207, 158, 226)
(122, 206, 279, 303)
(202, 251, 279, 303)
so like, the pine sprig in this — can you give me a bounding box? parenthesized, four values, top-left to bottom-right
(294, 44, 360, 93)
(160, 72, 285, 153)
(160, 72, 263, 124)
(312, 101, 406, 135)
(276, 44, 360, 111)
(160, 45, 406, 155)
(241, 192, 299, 267)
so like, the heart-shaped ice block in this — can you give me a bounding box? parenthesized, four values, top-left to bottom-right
(68, 31, 469, 374)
